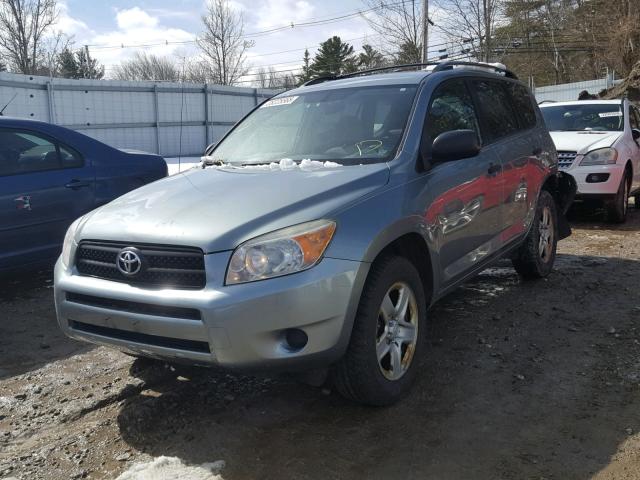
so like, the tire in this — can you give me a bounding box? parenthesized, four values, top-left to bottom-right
(332, 255, 427, 406)
(635, 194, 640, 210)
(607, 171, 631, 222)
(512, 190, 558, 279)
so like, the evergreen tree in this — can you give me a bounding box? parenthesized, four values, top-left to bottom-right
(358, 44, 386, 70)
(57, 48, 79, 78)
(309, 36, 357, 78)
(57, 47, 104, 79)
(297, 48, 312, 84)
(76, 48, 104, 80)
(395, 41, 421, 65)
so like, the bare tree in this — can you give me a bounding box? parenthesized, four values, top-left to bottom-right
(434, 0, 503, 63)
(112, 52, 181, 81)
(253, 66, 295, 89)
(41, 29, 71, 76)
(361, 0, 422, 63)
(0, 0, 58, 74)
(197, 0, 251, 86)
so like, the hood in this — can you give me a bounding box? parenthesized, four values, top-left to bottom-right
(77, 163, 390, 252)
(549, 131, 622, 154)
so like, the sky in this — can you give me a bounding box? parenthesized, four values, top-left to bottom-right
(57, 0, 447, 84)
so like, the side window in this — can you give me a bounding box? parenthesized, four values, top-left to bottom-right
(473, 80, 519, 143)
(0, 130, 60, 176)
(508, 83, 537, 130)
(424, 80, 481, 146)
(0, 129, 84, 176)
(59, 145, 84, 168)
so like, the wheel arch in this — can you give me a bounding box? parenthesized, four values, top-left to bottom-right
(540, 171, 576, 240)
(363, 226, 435, 306)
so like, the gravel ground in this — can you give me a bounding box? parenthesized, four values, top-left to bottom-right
(1, 204, 640, 480)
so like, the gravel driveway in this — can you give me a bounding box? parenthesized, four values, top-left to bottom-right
(1, 204, 640, 480)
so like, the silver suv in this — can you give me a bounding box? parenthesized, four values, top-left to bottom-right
(55, 62, 576, 405)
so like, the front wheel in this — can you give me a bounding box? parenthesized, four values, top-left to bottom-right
(607, 171, 630, 223)
(332, 256, 427, 406)
(512, 190, 558, 279)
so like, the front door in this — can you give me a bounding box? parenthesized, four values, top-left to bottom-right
(0, 128, 94, 270)
(416, 79, 506, 286)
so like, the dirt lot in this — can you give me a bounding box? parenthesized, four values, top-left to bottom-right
(1, 204, 640, 480)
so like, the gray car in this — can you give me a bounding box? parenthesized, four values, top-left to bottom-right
(54, 62, 576, 405)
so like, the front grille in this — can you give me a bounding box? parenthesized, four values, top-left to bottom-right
(70, 320, 211, 354)
(557, 151, 577, 169)
(66, 292, 201, 320)
(75, 241, 206, 290)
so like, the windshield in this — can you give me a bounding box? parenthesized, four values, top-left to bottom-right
(540, 104, 624, 132)
(209, 85, 418, 166)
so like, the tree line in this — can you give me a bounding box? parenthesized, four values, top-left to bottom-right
(0, 0, 639, 88)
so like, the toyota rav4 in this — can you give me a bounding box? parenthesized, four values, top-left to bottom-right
(54, 62, 576, 405)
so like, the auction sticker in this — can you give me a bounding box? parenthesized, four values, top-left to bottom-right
(599, 111, 622, 118)
(261, 96, 299, 108)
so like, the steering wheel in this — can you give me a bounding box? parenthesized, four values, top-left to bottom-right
(355, 140, 383, 156)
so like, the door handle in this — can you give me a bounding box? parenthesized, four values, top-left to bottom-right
(487, 163, 502, 175)
(65, 180, 90, 189)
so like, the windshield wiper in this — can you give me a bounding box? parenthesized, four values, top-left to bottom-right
(200, 157, 226, 168)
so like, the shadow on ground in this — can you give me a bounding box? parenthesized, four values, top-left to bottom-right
(116, 253, 640, 480)
(568, 197, 640, 231)
(0, 269, 92, 378)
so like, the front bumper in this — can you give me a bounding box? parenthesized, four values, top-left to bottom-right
(54, 252, 366, 371)
(562, 162, 625, 196)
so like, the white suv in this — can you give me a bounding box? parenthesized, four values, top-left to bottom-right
(540, 99, 640, 222)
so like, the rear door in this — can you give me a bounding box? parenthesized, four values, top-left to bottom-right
(418, 78, 506, 285)
(471, 79, 545, 247)
(0, 128, 95, 270)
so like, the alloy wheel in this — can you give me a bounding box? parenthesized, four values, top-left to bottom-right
(538, 206, 554, 262)
(375, 282, 419, 381)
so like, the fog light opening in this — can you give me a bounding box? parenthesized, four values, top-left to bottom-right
(284, 328, 308, 352)
(586, 173, 610, 183)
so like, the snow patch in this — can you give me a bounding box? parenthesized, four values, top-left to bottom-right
(116, 456, 225, 480)
(199, 157, 342, 171)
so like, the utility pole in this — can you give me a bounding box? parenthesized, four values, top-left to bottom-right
(421, 0, 429, 62)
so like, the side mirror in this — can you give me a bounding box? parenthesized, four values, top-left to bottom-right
(431, 129, 481, 163)
(632, 129, 640, 141)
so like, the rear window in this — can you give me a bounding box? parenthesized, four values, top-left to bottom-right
(472, 80, 519, 143)
(508, 83, 537, 129)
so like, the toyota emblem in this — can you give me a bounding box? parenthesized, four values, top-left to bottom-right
(116, 248, 142, 276)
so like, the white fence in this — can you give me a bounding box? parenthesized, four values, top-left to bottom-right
(0, 72, 280, 157)
(534, 76, 621, 103)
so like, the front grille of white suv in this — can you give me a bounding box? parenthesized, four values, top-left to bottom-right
(557, 151, 577, 169)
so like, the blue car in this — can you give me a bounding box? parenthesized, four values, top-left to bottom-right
(0, 117, 167, 273)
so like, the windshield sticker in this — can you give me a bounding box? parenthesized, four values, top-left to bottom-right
(599, 111, 622, 118)
(261, 96, 299, 108)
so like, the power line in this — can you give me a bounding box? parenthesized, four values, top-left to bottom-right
(87, 1, 408, 51)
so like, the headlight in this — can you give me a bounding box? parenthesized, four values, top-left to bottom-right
(580, 147, 618, 166)
(226, 219, 336, 285)
(61, 217, 82, 268)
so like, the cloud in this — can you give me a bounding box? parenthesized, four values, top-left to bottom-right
(55, 1, 93, 38)
(116, 7, 159, 29)
(79, 8, 196, 71)
(250, 0, 315, 29)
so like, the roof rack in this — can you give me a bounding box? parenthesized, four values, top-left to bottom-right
(301, 62, 441, 87)
(300, 60, 518, 87)
(431, 61, 518, 79)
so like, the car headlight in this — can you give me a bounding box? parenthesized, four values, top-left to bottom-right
(226, 219, 336, 285)
(580, 147, 618, 166)
(61, 217, 82, 268)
